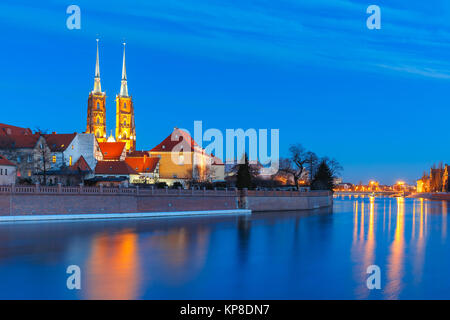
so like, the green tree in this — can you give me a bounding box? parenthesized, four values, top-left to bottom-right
(236, 154, 253, 190)
(311, 160, 334, 191)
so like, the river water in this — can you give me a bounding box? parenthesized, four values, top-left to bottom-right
(0, 195, 448, 299)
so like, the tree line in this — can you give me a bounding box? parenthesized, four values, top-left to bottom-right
(236, 143, 342, 191)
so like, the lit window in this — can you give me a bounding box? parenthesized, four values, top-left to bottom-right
(27, 170, 31, 177)
(72, 145, 74, 150)
(52, 156, 56, 163)
(69, 156, 72, 166)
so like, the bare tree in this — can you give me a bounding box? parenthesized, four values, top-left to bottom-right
(35, 129, 51, 185)
(279, 144, 343, 189)
(305, 151, 319, 183)
(279, 144, 311, 189)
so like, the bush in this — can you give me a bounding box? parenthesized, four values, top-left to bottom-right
(171, 182, 183, 189)
(17, 178, 33, 185)
(155, 182, 168, 189)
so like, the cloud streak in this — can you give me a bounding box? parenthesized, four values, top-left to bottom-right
(2, 0, 450, 78)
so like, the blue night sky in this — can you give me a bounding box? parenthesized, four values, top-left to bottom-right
(1, 0, 450, 184)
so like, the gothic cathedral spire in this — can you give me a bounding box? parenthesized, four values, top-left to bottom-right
(93, 39, 102, 94)
(86, 39, 107, 141)
(120, 43, 128, 97)
(116, 42, 136, 152)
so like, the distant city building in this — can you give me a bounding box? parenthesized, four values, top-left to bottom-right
(417, 164, 450, 193)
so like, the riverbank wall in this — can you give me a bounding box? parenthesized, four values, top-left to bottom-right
(410, 192, 450, 201)
(0, 185, 332, 220)
(241, 190, 333, 212)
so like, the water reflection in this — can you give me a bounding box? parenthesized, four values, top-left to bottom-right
(85, 230, 141, 299)
(385, 197, 405, 299)
(1, 198, 450, 299)
(346, 195, 450, 299)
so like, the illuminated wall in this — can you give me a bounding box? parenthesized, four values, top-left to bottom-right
(115, 95, 136, 152)
(86, 92, 107, 142)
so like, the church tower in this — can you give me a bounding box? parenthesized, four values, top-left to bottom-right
(115, 43, 136, 152)
(86, 39, 107, 142)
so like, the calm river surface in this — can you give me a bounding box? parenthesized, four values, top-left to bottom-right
(0, 196, 449, 299)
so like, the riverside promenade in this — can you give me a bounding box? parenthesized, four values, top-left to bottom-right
(0, 185, 332, 221)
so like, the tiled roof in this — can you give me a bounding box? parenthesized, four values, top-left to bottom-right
(151, 128, 199, 152)
(98, 142, 126, 160)
(0, 124, 32, 136)
(0, 134, 41, 149)
(69, 155, 92, 172)
(0, 155, 16, 167)
(95, 161, 137, 175)
(211, 156, 224, 165)
(127, 150, 150, 157)
(43, 133, 76, 152)
(125, 156, 159, 173)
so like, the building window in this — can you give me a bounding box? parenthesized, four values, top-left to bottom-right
(28, 155, 33, 163)
(27, 170, 31, 177)
(123, 120, 126, 126)
(123, 102, 126, 109)
(17, 156, 21, 163)
(69, 156, 72, 166)
(72, 145, 74, 150)
(5, 169, 7, 175)
(0, 169, 3, 175)
(97, 118, 100, 125)
(52, 155, 56, 163)
(97, 102, 100, 110)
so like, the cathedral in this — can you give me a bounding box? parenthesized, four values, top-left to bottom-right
(86, 40, 136, 153)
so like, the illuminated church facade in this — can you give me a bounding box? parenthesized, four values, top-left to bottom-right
(86, 40, 136, 153)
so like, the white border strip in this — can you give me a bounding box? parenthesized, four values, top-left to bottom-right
(0, 209, 252, 222)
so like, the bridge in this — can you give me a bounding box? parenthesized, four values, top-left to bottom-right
(334, 191, 411, 197)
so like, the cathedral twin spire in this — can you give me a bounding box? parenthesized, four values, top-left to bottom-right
(89, 40, 135, 152)
(92, 40, 128, 97)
